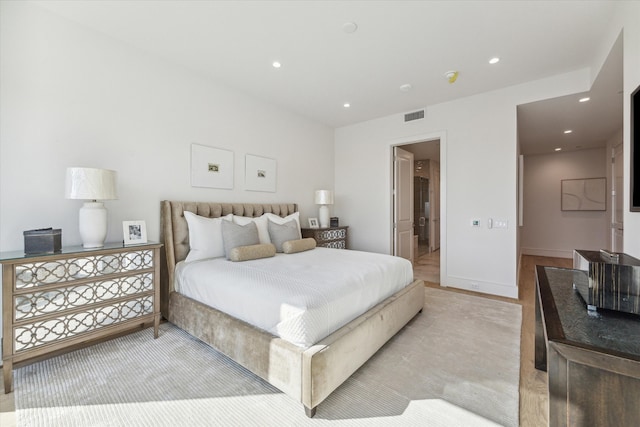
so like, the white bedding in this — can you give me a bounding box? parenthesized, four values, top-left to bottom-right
(174, 247, 413, 347)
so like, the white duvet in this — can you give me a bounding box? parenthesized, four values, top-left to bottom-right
(174, 247, 414, 347)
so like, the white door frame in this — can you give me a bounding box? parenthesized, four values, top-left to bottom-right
(611, 142, 624, 252)
(390, 131, 447, 285)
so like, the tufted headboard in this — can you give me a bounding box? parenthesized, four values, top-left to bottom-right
(160, 201, 298, 316)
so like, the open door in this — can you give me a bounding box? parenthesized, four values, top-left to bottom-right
(393, 147, 414, 262)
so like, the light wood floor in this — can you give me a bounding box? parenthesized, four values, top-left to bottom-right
(413, 247, 440, 283)
(414, 252, 572, 426)
(1, 254, 570, 426)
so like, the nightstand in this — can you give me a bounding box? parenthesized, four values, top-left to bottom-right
(301, 226, 349, 249)
(1, 241, 162, 393)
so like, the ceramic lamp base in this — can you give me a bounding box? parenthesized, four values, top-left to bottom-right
(79, 202, 108, 248)
(319, 205, 330, 228)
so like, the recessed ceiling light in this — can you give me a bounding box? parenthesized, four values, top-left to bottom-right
(579, 97, 590, 103)
(555, 148, 562, 152)
(343, 22, 358, 34)
(399, 84, 412, 92)
(564, 130, 573, 134)
(343, 103, 351, 108)
(272, 61, 281, 68)
(489, 57, 500, 64)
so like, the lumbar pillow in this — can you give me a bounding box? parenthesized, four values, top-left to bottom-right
(264, 212, 301, 239)
(268, 219, 300, 252)
(184, 212, 232, 262)
(282, 238, 316, 254)
(232, 215, 270, 244)
(221, 220, 260, 259)
(229, 243, 276, 262)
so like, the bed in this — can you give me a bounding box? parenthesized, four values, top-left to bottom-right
(161, 201, 424, 417)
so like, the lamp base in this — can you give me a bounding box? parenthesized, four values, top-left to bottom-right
(79, 202, 108, 248)
(319, 205, 330, 228)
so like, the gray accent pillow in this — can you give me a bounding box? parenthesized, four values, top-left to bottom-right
(268, 219, 300, 252)
(221, 220, 260, 259)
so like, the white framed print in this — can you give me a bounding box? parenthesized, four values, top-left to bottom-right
(245, 154, 276, 192)
(123, 220, 148, 245)
(191, 144, 234, 189)
(308, 218, 319, 229)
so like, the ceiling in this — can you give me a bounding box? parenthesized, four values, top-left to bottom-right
(518, 34, 623, 156)
(35, 1, 622, 155)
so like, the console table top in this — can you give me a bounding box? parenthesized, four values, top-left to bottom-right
(536, 265, 640, 359)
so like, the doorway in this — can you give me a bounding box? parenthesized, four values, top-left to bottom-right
(396, 139, 441, 284)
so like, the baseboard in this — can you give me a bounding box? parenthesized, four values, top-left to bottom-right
(444, 276, 518, 299)
(520, 247, 573, 259)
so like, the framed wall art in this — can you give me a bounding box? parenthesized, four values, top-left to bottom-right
(561, 177, 606, 211)
(191, 144, 234, 189)
(245, 154, 276, 192)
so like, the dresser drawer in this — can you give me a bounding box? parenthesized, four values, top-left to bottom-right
(301, 226, 349, 249)
(1, 242, 162, 393)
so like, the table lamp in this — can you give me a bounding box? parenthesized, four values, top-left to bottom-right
(315, 190, 334, 228)
(65, 167, 118, 248)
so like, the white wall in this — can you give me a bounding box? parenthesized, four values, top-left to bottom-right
(616, 2, 640, 258)
(0, 2, 334, 349)
(335, 70, 591, 299)
(521, 148, 609, 258)
(334, 2, 640, 299)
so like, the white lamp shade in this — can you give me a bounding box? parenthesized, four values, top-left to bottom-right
(65, 167, 118, 200)
(315, 190, 334, 205)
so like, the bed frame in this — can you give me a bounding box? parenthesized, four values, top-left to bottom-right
(160, 201, 424, 417)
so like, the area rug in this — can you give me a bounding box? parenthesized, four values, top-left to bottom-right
(13, 287, 521, 426)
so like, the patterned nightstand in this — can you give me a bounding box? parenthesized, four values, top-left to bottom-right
(301, 226, 348, 249)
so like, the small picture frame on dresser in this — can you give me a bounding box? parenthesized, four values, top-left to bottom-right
(123, 220, 148, 245)
(308, 218, 319, 229)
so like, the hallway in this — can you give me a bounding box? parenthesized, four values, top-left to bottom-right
(413, 249, 440, 284)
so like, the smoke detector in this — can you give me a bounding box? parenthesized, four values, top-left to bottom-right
(444, 70, 459, 84)
(343, 22, 358, 34)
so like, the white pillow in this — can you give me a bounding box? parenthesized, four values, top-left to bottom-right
(184, 212, 232, 262)
(263, 212, 301, 239)
(232, 215, 271, 244)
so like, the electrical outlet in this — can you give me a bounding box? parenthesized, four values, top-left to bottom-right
(471, 282, 480, 290)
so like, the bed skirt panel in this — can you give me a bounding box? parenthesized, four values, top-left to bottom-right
(301, 279, 424, 410)
(168, 291, 304, 399)
(168, 280, 424, 414)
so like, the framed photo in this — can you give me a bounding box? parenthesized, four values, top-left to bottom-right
(191, 144, 234, 189)
(245, 154, 276, 192)
(123, 220, 148, 245)
(308, 218, 319, 229)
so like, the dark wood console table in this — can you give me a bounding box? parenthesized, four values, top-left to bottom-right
(535, 266, 640, 426)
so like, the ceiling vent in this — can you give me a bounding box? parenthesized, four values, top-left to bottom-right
(404, 110, 425, 122)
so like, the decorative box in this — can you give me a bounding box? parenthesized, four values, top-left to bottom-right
(24, 228, 62, 254)
(573, 249, 640, 315)
(330, 217, 339, 227)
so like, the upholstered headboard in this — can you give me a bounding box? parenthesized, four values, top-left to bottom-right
(160, 201, 298, 316)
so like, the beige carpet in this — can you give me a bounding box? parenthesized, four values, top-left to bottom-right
(14, 287, 521, 426)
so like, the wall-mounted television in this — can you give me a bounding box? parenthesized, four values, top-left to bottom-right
(632, 84, 640, 212)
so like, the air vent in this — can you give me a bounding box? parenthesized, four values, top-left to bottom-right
(404, 110, 425, 122)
